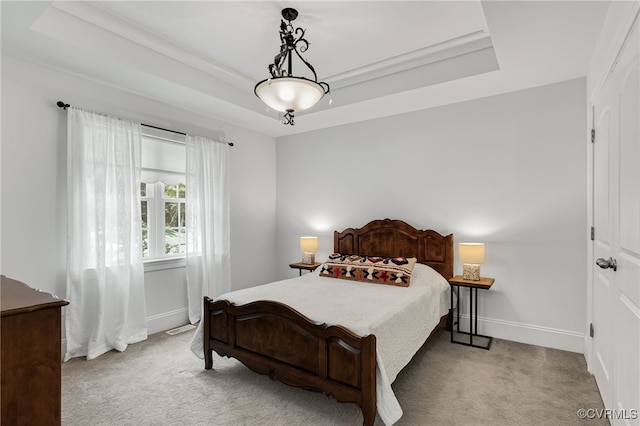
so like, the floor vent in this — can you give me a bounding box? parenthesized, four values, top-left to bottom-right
(165, 324, 196, 336)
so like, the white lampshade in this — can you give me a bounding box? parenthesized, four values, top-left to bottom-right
(458, 243, 485, 264)
(300, 236, 318, 265)
(300, 236, 318, 253)
(255, 77, 326, 113)
(459, 243, 485, 281)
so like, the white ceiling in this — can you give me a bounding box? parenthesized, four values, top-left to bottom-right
(1, 1, 609, 137)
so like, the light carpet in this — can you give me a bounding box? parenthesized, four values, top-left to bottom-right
(62, 328, 606, 425)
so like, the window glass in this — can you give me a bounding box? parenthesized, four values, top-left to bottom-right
(142, 181, 186, 258)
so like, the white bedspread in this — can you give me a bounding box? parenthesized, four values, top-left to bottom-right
(191, 263, 451, 425)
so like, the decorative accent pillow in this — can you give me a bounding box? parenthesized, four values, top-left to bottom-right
(319, 253, 417, 287)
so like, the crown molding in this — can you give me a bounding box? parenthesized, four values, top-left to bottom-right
(327, 31, 494, 90)
(50, 1, 255, 91)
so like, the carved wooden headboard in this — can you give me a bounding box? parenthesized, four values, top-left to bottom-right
(334, 218, 454, 280)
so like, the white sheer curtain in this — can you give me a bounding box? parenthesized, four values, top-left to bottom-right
(65, 107, 148, 361)
(185, 135, 230, 324)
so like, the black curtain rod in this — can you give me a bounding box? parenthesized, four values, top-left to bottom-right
(56, 101, 234, 147)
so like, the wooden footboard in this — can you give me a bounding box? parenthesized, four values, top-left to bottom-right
(203, 297, 377, 426)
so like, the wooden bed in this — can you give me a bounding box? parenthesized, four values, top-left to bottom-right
(203, 218, 453, 425)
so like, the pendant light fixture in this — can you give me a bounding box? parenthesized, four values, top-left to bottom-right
(254, 8, 330, 125)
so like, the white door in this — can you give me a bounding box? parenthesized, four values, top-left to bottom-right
(592, 19, 640, 423)
(592, 95, 613, 407)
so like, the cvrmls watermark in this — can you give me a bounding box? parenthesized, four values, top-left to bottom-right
(577, 408, 638, 420)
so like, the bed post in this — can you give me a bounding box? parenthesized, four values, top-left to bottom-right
(361, 334, 376, 426)
(203, 296, 213, 370)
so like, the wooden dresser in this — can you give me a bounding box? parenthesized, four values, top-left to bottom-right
(1, 275, 69, 425)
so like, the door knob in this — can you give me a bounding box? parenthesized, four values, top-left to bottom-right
(596, 257, 617, 271)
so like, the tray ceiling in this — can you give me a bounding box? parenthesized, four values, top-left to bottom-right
(1, 1, 609, 137)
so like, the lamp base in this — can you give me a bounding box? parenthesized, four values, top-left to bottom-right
(302, 252, 315, 265)
(462, 264, 481, 281)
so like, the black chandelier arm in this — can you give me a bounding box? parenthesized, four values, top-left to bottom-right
(294, 28, 308, 51)
(268, 17, 318, 80)
(319, 81, 331, 95)
(293, 48, 318, 82)
(271, 46, 287, 77)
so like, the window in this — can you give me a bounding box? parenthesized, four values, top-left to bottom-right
(140, 128, 186, 263)
(163, 183, 186, 255)
(141, 182, 186, 259)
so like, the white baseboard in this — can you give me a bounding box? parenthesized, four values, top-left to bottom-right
(147, 308, 190, 335)
(61, 308, 190, 359)
(456, 314, 584, 353)
(583, 335, 593, 372)
(62, 311, 582, 357)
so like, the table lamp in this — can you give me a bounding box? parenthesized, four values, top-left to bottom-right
(459, 243, 485, 281)
(300, 236, 318, 264)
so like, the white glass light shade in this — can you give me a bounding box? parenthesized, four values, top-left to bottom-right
(458, 243, 485, 264)
(299, 236, 318, 253)
(255, 77, 325, 113)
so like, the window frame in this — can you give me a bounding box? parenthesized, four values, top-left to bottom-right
(160, 182, 187, 257)
(140, 130, 187, 271)
(142, 181, 187, 260)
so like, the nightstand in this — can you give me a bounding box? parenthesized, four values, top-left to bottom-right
(449, 275, 495, 350)
(289, 262, 322, 276)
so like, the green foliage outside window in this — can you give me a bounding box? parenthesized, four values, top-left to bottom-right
(163, 183, 186, 255)
(141, 182, 186, 258)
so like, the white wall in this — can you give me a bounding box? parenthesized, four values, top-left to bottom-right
(1, 55, 589, 352)
(276, 78, 587, 352)
(1, 56, 278, 335)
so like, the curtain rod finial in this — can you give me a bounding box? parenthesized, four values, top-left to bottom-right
(57, 101, 70, 110)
